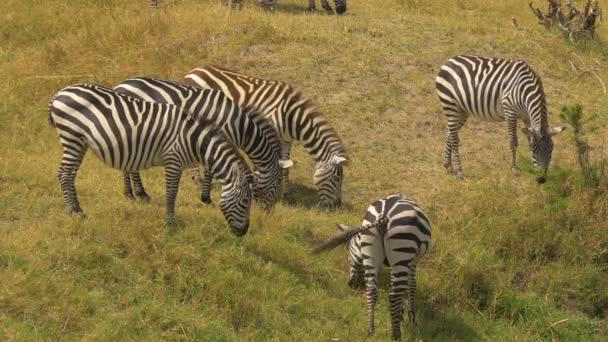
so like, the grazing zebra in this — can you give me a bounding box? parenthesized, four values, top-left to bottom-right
(48, 83, 253, 236)
(114, 77, 290, 208)
(307, 0, 346, 14)
(184, 66, 348, 208)
(435, 54, 565, 180)
(314, 193, 431, 340)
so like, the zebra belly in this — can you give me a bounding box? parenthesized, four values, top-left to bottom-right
(467, 107, 506, 122)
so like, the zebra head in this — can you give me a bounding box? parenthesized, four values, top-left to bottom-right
(334, 0, 347, 15)
(337, 223, 364, 289)
(314, 155, 348, 208)
(219, 165, 254, 237)
(522, 126, 565, 172)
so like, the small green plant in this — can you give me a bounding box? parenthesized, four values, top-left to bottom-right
(559, 104, 605, 187)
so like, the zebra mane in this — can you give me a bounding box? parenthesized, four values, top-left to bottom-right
(285, 87, 348, 160)
(312, 216, 389, 254)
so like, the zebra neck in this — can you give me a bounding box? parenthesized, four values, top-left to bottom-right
(286, 109, 346, 163)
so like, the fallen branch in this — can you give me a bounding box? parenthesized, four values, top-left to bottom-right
(570, 60, 607, 94)
(528, 0, 602, 41)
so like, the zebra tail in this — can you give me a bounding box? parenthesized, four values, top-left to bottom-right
(312, 224, 372, 254)
(312, 216, 389, 254)
(48, 94, 58, 128)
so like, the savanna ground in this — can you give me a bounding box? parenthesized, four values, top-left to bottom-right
(1, 0, 608, 340)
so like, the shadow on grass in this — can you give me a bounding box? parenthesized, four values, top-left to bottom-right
(282, 183, 354, 211)
(275, 3, 309, 14)
(409, 297, 480, 341)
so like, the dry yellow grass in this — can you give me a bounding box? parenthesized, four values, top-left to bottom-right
(1, 0, 608, 340)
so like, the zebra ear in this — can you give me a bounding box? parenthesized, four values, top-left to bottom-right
(278, 159, 294, 169)
(331, 155, 348, 166)
(550, 126, 566, 136)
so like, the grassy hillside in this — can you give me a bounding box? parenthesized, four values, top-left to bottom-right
(1, 0, 608, 340)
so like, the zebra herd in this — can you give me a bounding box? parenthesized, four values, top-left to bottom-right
(149, 0, 347, 14)
(48, 53, 563, 339)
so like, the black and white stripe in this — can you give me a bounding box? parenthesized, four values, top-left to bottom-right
(184, 66, 348, 208)
(48, 83, 253, 236)
(114, 77, 288, 209)
(307, 0, 346, 14)
(435, 54, 564, 179)
(314, 193, 431, 340)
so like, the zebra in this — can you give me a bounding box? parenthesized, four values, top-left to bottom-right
(48, 83, 253, 236)
(435, 54, 565, 180)
(149, 0, 157, 9)
(113, 77, 290, 209)
(314, 193, 431, 340)
(184, 65, 348, 209)
(307, 0, 346, 15)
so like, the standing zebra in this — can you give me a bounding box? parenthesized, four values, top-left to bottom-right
(314, 193, 431, 340)
(435, 54, 565, 180)
(48, 83, 253, 236)
(307, 0, 346, 14)
(114, 77, 290, 208)
(184, 66, 348, 208)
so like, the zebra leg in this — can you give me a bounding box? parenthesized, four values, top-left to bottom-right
(57, 143, 86, 216)
(365, 271, 379, 336)
(505, 113, 520, 176)
(123, 171, 135, 200)
(389, 266, 409, 340)
(280, 144, 292, 198)
(164, 164, 183, 226)
(320, 0, 334, 14)
(447, 114, 467, 180)
(443, 126, 454, 175)
(130, 172, 152, 202)
(407, 263, 418, 326)
(199, 169, 214, 205)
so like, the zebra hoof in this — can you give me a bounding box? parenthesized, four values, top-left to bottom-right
(69, 210, 87, 218)
(366, 328, 375, 337)
(136, 192, 152, 202)
(124, 192, 136, 201)
(200, 194, 213, 205)
(455, 171, 465, 180)
(445, 165, 455, 175)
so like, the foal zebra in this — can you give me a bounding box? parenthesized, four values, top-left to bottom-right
(184, 66, 348, 208)
(308, 0, 347, 14)
(435, 54, 565, 179)
(48, 83, 253, 236)
(314, 193, 431, 340)
(114, 77, 289, 208)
